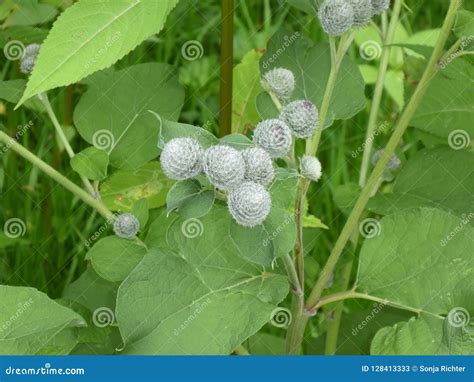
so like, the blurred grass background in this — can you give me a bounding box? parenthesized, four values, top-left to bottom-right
(0, 0, 468, 298)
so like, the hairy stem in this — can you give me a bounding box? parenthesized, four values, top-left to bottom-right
(0, 130, 115, 221)
(306, 0, 462, 311)
(358, 0, 402, 187)
(219, 0, 234, 137)
(38, 92, 96, 196)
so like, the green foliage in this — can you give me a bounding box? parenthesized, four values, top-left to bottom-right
(0, 286, 85, 355)
(18, 0, 179, 105)
(74, 63, 184, 169)
(70, 147, 109, 181)
(260, 29, 366, 127)
(166, 179, 215, 219)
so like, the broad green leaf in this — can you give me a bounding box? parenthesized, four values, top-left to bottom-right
(132, 198, 149, 228)
(371, 314, 473, 355)
(74, 63, 184, 169)
(0, 79, 44, 112)
(116, 248, 288, 354)
(356, 208, 473, 354)
(100, 162, 173, 212)
(410, 57, 474, 140)
(220, 133, 253, 150)
(0, 25, 48, 47)
(17, 0, 179, 105)
(232, 50, 263, 134)
(160, 120, 218, 148)
(303, 214, 328, 229)
(247, 333, 292, 355)
(62, 268, 117, 312)
(270, 177, 299, 210)
(261, 29, 365, 128)
(144, 207, 176, 250)
(368, 148, 474, 217)
(2, 0, 57, 27)
(256, 91, 279, 119)
(358, 64, 378, 85)
(70, 147, 109, 181)
(230, 207, 296, 267)
(166, 179, 215, 219)
(405, 29, 440, 48)
(0, 286, 85, 355)
(86, 236, 147, 283)
(455, 10, 474, 39)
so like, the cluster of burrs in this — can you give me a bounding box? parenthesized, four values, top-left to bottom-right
(20, 43, 41, 74)
(159, 68, 323, 227)
(318, 0, 391, 36)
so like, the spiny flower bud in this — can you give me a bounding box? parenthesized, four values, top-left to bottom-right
(371, 149, 401, 171)
(160, 137, 203, 180)
(20, 43, 41, 74)
(253, 119, 292, 158)
(203, 145, 245, 190)
(371, 0, 390, 15)
(113, 213, 140, 239)
(349, 0, 373, 27)
(318, 0, 354, 37)
(300, 155, 322, 182)
(228, 182, 272, 227)
(261, 68, 295, 102)
(280, 100, 319, 139)
(242, 147, 275, 187)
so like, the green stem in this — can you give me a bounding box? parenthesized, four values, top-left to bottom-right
(38, 92, 96, 196)
(0, 130, 115, 221)
(306, 0, 462, 311)
(358, 0, 402, 187)
(293, 178, 309, 287)
(285, 290, 308, 355)
(282, 253, 302, 296)
(219, 0, 234, 137)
